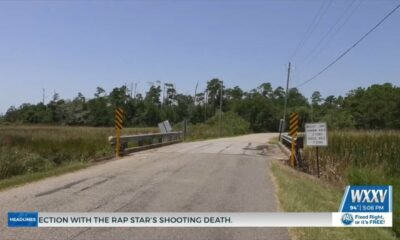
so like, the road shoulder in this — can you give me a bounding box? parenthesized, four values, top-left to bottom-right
(270, 161, 396, 240)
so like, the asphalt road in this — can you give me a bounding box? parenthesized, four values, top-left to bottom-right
(0, 133, 290, 240)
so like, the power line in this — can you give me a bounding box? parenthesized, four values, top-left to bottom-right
(292, 0, 361, 84)
(302, 0, 360, 65)
(295, 3, 400, 88)
(289, 0, 330, 60)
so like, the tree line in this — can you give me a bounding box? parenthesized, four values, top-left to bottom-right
(2, 79, 399, 131)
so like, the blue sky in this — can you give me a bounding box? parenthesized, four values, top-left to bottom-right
(0, 0, 399, 113)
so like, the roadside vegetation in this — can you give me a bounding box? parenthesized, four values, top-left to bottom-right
(300, 130, 400, 236)
(302, 131, 400, 181)
(0, 162, 87, 191)
(0, 126, 157, 187)
(182, 111, 251, 141)
(271, 162, 396, 240)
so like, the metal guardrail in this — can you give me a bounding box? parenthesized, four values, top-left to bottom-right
(280, 133, 293, 149)
(280, 133, 304, 148)
(280, 133, 304, 168)
(108, 131, 184, 155)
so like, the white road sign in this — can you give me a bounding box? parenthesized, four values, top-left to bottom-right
(305, 122, 328, 146)
(158, 120, 173, 133)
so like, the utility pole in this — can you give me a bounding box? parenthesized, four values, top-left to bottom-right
(280, 62, 291, 140)
(163, 83, 166, 105)
(134, 82, 138, 99)
(310, 98, 314, 122)
(191, 81, 198, 124)
(130, 82, 133, 98)
(194, 82, 198, 105)
(204, 89, 207, 122)
(218, 81, 223, 137)
(42, 88, 45, 104)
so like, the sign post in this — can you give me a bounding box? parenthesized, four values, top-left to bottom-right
(289, 113, 299, 167)
(305, 122, 328, 178)
(278, 118, 284, 141)
(316, 146, 319, 178)
(115, 108, 124, 157)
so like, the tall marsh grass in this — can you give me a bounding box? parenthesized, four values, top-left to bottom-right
(302, 131, 400, 182)
(0, 126, 158, 180)
(302, 131, 400, 236)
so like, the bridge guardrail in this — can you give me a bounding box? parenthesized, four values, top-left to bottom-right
(108, 131, 183, 155)
(280, 133, 304, 167)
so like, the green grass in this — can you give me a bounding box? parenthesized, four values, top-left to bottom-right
(302, 131, 400, 179)
(301, 130, 400, 236)
(271, 161, 397, 240)
(345, 166, 400, 238)
(0, 126, 157, 182)
(0, 161, 88, 191)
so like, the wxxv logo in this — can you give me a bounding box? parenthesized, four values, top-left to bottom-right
(351, 189, 388, 204)
(340, 186, 392, 212)
(335, 185, 393, 227)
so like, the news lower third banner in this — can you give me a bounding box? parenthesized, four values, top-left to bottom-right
(8, 185, 392, 228)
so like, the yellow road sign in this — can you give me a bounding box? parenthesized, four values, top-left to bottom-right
(289, 112, 298, 137)
(289, 112, 298, 167)
(115, 108, 123, 130)
(115, 108, 124, 157)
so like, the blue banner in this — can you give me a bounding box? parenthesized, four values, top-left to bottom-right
(339, 185, 392, 213)
(8, 212, 38, 227)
